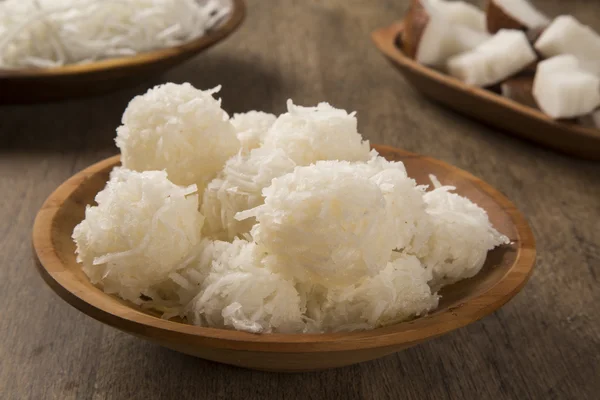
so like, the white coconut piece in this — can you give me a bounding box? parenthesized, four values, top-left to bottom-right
(304, 252, 439, 332)
(263, 100, 371, 165)
(420, 184, 509, 290)
(428, 0, 486, 32)
(231, 111, 277, 152)
(535, 15, 600, 62)
(201, 147, 296, 241)
(187, 239, 305, 333)
(533, 56, 600, 119)
(447, 29, 537, 87)
(115, 83, 240, 196)
(72, 168, 204, 305)
(416, 13, 490, 68)
(536, 54, 580, 75)
(0, 0, 233, 69)
(489, 0, 549, 30)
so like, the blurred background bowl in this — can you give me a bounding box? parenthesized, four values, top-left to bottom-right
(0, 0, 245, 104)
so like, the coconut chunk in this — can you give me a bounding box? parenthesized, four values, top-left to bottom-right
(428, 0, 486, 32)
(404, 0, 489, 68)
(417, 14, 490, 68)
(487, 0, 550, 33)
(533, 55, 600, 119)
(447, 29, 537, 87)
(535, 15, 600, 62)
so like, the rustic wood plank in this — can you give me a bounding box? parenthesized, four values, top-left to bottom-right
(1, 0, 599, 398)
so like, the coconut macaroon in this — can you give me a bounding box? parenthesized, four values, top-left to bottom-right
(305, 253, 439, 332)
(238, 161, 396, 286)
(201, 147, 296, 241)
(420, 184, 509, 290)
(364, 155, 432, 255)
(263, 100, 371, 165)
(72, 168, 204, 304)
(187, 239, 305, 333)
(73, 85, 512, 333)
(202, 100, 372, 240)
(231, 111, 277, 152)
(115, 83, 240, 194)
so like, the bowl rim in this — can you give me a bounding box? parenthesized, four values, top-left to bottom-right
(32, 145, 536, 353)
(370, 21, 600, 142)
(0, 0, 246, 79)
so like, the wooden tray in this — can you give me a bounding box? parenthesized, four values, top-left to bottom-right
(0, 0, 245, 104)
(371, 22, 600, 160)
(32, 145, 535, 372)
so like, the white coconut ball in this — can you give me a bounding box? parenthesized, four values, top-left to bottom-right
(231, 111, 277, 152)
(72, 168, 204, 304)
(238, 161, 396, 286)
(187, 239, 305, 333)
(263, 100, 371, 165)
(115, 83, 240, 194)
(421, 185, 510, 290)
(201, 147, 296, 241)
(305, 253, 439, 332)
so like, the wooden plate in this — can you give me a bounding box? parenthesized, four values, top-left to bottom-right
(0, 0, 245, 104)
(32, 145, 535, 372)
(371, 22, 600, 161)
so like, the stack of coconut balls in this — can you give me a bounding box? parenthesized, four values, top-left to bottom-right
(72, 83, 508, 333)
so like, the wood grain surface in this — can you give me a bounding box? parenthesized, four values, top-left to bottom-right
(1, 0, 599, 398)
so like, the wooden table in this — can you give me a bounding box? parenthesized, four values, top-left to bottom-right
(1, 1, 599, 398)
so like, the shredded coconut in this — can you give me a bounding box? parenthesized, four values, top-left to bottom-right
(303, 253, 439, 332)
(262, 100, 371, 165)
(72, 167, 204, 304)
(202, 147, 296, 241)
(237, 161, 397, 286)
(421, 184, 510, 290)
(72, 83, 511, 333)
(115, 83, 240, 195)
(187, 239, 305, 333)
(231, 111, 277, 152)
(0, 0, 232, 69)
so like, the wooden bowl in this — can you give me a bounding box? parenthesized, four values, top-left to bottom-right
(32, 145, 535, 372)
(371, 22, 600, 161)
(0, 0, 245, 104)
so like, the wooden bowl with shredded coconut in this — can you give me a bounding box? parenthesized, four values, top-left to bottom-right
(0, 0, 245, 104)
(33, 145, 536, 372)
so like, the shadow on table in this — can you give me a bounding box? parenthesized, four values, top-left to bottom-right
(0, 54, 282, 153)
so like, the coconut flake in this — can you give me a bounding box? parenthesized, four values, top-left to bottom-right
(115, 83, 240, 196)
(0, 0, 233, 69)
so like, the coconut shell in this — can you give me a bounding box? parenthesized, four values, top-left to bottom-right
(501, 76, 538, 109)
(486, 0, 528, 33)
(403, 0, 430, 59)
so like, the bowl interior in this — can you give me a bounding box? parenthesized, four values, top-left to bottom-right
(46, 146, 522, 328)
